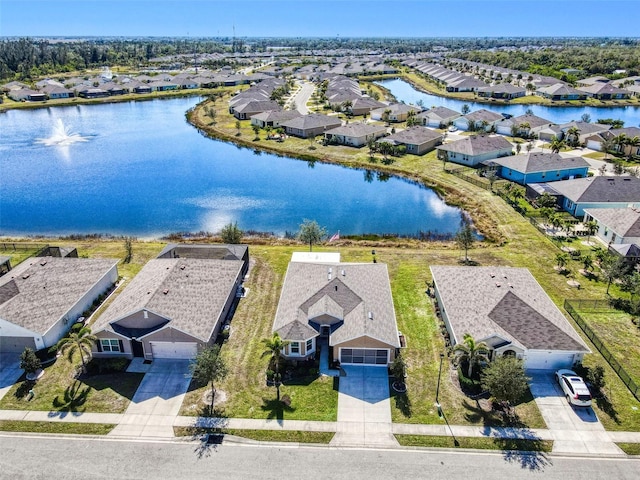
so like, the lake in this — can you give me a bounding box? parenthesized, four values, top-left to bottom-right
(0, 97, 464, 238)
(378, 79, 640, 127)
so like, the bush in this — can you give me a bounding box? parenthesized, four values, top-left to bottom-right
(20, 348, 42, 374)
(457, 365, 483, 395)
(85, 357, 130, 375)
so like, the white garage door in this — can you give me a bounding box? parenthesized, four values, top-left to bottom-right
(525, 352, 575, 370)
(340, 348, 389, 366)
(150, 342, 197, 359)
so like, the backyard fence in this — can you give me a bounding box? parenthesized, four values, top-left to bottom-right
(564, 299, 640, 400)
(447, 167, 492, 191)
(0, 242, 49, 253)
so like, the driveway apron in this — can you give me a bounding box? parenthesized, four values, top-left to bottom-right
(109, 359, 191, 438)
(330, 365, 397, 447)
(528, 370, 623, 455)
(0, 353, 23, 402)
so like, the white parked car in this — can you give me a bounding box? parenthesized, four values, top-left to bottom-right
(555, 369, 592, 407)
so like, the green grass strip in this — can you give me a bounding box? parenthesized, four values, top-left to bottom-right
(395, 434, 552, 452)
(0, 420, 115, 435)
(174, 426, 334, 444)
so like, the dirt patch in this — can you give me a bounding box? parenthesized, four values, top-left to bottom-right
(202, 389, 227, 407)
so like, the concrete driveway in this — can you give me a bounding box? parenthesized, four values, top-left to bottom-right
(109, 359, 192, 438)
(528, 370, 623, 455)
(331, 365, 397, 447)
(0, 353, 23, 401)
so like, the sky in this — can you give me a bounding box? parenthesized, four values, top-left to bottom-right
(1, 0, 639, 38)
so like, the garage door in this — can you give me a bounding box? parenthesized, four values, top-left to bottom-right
(0, 336, 36, 354)
(525, 352, 575, 370)
(340, 348, 389, 366)
(150, 342, 197, 359)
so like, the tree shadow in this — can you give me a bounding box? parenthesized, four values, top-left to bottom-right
(187, 425, 228, 460)
(14, 379, 34, 400)
(389, 382, 412, 418)
(49, 380, 90, 417)
(595, 395, 620, 424)
(260, 397, 296, 421)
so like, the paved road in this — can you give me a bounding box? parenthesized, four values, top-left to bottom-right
(1, 434, 639, 479)
(290, 81, 315, 114)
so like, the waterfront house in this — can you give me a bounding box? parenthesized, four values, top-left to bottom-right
(250, 110, 302, 128)
(92, 244, 247, 361)
(381, 126, 443, 155)
(576, 82, 631, 100)
(281, 114, 342, 139)
(8, 88, 46, 102)
(232, 100, 282, 120)
(453, 109, 504, 132)
(430, 266, 590, 369)
(416, 106, 461, 128)
(536, 83, 588, 101)
(348, 97, 387, 116)
(495, 113, 554, 137)
(0, 256, 118, 354)
(370, 103, 421, 123)
(485, 152, 589, 185)
(477, 83, 526, 100)
(436, 135, 513, 167)
(272, 254, 400, 366)
(324, 122, 387, 147)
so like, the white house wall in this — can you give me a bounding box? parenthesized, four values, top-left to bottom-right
(0, 317, 43, 349)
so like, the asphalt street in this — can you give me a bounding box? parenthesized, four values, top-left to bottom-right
(1, 434, 639, 480)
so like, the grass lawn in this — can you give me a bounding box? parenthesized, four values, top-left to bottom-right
(0, 420, 115, 435)
(395, 434, 553, 452)
(174, 426, 334, 444)
(0, 357, 144, 414)
(616, 443, 640, 455)
(180, 248, 339, 421)
(0, 243, 49, 269)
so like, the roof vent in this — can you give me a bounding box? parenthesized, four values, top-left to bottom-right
(143, 310, 148, 319)
(341, 269, 345, 276)
(334, 285, 338, 291)
(490, 273, 495, 278)
(163, 289, 169, 295)
(180, 264, 186, 270)
(508, 283, 513, 288)
(368, 311, 373, 320)
(495, 282, 501, 287)
(22, 273, 30, 279)
(40, 260, 47, 266)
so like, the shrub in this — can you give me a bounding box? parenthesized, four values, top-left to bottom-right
(20, 348, 42, 375)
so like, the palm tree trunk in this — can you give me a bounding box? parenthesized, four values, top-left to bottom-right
(210, 382, 216, 416)
(467, 361, 473, 379)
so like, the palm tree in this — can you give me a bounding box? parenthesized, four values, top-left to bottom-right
(585, 220, 598, 244)
(56, 326, 97, 375)
(261, 332, 290, 400)
(452, 333, 490, 378)
(565, 126, 581, 147)
(613, 133, 628, 155)
(549, 136, 566, 154)
(601, 137, 616, 160)
(555, 252, 569, 270)
(626, 136, 640, 161)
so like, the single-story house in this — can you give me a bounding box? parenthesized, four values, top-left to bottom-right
(430, 266, 590, 370)
(370, 103, 420, 123)
(41, 85, 74, 99)
(528, 176, 640, 218)
(584, 126, 640, 153)
(348, 97, 386, 116)
(495, 113, 554, 137)
(250, 110, 302, 128)
(485, 152, 589, 185)
(416, 106, 461, 128)
(583, 207, 640, 246)
(559, 121, 611, 145)
(324, 122, 387, 147)
(536, 83, 588, 101)
(232, 100, 282, 120)
(453, 109, 504, 132)
(77, 87, 109, 99)
(92, 244, 248, 360)
(436, 135, 513, 167)
(148, 80, 179, 92)
(272, 254, 400, 366)
(576, 82, 630, 100)
(381, 126, 443, 155)
(445, 76, 486, 92)
(8, 88, 46, 102)
(280, 114, 342, 139)
(477, 83, 526, 100)
(0, 256, 119, 353)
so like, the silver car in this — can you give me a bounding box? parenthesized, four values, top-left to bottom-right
(555, 369, 592, 407)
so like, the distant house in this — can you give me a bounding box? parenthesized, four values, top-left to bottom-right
(576, 82, 630, 100)
(381, 126, 443, 155)
(445, 76, 486, 92)
(92, 244, 248, 361)
(453, 109, 504, 132)
(430, 266, 590, 370)
(436, 135, 513, 167)
(0, 257, 118, 353)
(41, 85, 74, 99)
(485, 152, 589, 185)
(536, 83, 588, 101)
(495, 113, 553, 137)
(8, 88, 46, 102)
(280, 114, 342, 139)
(77, 87, 109, 99)
(232, 100, 282, 120)
(583, 207, 640, 246)
(416, 106, 460, 128)
(370, 103, 420, 123)
(272, 255, 400, 366)
(250, 110, 302, 128)
(558, 121, 611, 145)
(348, 97, 386, 116)
(324, 122, 387, 147)
(528, 176, 640, 218)
(585, 126, 640, 155)
(148, 80, 179, 92)
(477, 83, 526, 100)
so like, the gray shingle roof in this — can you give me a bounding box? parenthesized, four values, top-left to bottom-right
(430, 266, 589, 353)
(0, 257, 118, 335)
(324, 123, 386, 137)
(461, 109, 504, 123)
(383, 126, 443, 145)
(93, 258, 244, 342)
(418, 106, 460, 122)
(584, 207, 640, 238)
(489, 152, 589, 174)
(273, 262, 400, 348)
(281, 114, 342, 130)
(437, 135, 513, 156)
(546, 176, 640, 203)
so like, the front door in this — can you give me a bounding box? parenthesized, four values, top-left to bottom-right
(131, 340, 144, 357)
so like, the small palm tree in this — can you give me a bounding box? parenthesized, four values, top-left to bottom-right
(626, 136, 640, 161)
(56, 326, 97, 375)
(585, 220, 598, 244)
(261, 332, 290, 400)
(555, 252, 569, 270)
(549, 136, 566, 154)
(452, 333, 490, 378)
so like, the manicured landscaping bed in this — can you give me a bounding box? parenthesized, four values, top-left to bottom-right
(395, 434, 553, 452)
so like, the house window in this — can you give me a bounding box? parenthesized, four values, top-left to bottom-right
(290, 342, 300, 355)
(306, 338, 313, 354)
(101, 339, 121, 352)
